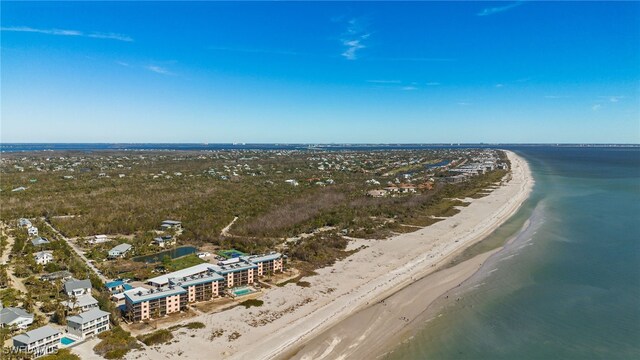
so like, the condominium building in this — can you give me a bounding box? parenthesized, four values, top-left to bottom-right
(124, 286, 187, 322)
(242, 253, 284, 276)
(210, 258, 257, 288)
(168, 270, 224, 303)
(125, 252, 284, 322)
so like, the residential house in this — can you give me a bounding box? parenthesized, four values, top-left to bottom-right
(27, 226, 39, 237)
(398, 184, 417, 194)
(88, 235, 110, 245)
(12, 325, 61, 358)
(108, 243, 132, 259)
(63, 279, 92, 297)
(105, 280, 133, 294)
(40, 271, 72, 282)
(66, 308, 110, 339)
(63, 294, 99, 312)
(0, 306, 34, 329)
(367, 189, 387, 198)
(34, 251, 53, 265)
(31, 237, 50, 246)
(153, 236, 176, 248)
(160, 220, 182, 231)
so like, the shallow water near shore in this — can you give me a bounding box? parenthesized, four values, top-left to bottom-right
(386, 147, 640, 359)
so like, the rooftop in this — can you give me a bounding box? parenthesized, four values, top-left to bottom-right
(105, 280, 125, 289)
(67, 308, 110, 325)
(111, 286, 148, 301)
(147, 263, 213, 286)
(168, 270, 224, 287)
(31, 237, 50, 246)
(109, 243, 132, 253)
(162, 220, 181, 225)
(63, 294, 98, 309)
(124, 286, 187, 304)
(63, 279, 92, 294)
(210, 258, 257, 275)
(241, 252, 282, 264)
(0, 307, 33, 325)
(13, 325, 60, 344)
(34, 250, 53, 258)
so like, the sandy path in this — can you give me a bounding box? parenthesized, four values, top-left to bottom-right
(42, 219, 109, 283)
(220, 216, 239, 237)
(72, 151, 533, 360)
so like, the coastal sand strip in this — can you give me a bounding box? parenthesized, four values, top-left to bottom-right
(286, 249, 500, 360)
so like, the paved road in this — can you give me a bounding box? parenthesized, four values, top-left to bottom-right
(42, 219, 109, 284)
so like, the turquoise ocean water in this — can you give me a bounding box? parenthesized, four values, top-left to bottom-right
(388, 147, 640, 359)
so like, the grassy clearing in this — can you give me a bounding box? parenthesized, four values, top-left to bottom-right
(40, 349, 81, 360)
(239, 299, 264, 308)
(163, 254, 205, 272)
(136, 329, 174, 346)
(169, 321, 206, 331)
(94, 326, 141, 359)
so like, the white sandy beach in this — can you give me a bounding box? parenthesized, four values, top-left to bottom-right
(73, 150, 533, 360)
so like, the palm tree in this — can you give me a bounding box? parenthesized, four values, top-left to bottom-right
(23, 291, 34, 313)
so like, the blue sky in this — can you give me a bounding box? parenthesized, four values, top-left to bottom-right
(1, 1, 639, 143)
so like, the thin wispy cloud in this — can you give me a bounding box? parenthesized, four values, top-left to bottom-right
(87, 32, 133, 42)
(115, 61, 130, 67)
(1, 26, 133, 42)
(457, 102, 472, 106)
(599, 96, 624, 103)
(401, 86, 418, 91)
(426, 82, 441, 86)
(592, 104, 602, 111)
(495, 83, 504, 88)
(477, 1, 525, 17)
(340, 18, 370, 60)
(146, 65, 173, 75)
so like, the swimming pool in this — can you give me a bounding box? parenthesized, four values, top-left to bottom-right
(232, 287, 253, 296)
(61, 337, 76, 346)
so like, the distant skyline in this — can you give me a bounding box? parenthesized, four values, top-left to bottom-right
(2, 1, 639, 143)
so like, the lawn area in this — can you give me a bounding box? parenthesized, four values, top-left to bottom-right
(164, 254, 205, 272)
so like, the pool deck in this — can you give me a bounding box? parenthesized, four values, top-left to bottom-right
(229, 286, 260, 298)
